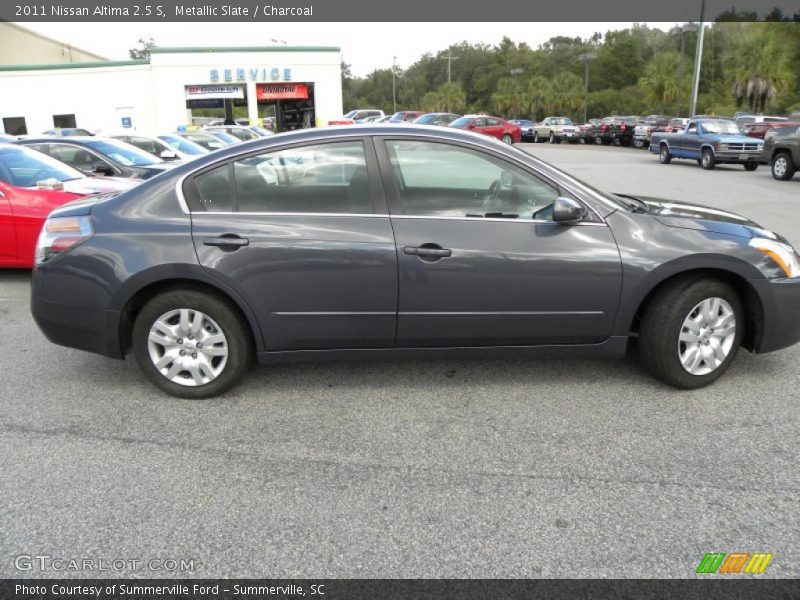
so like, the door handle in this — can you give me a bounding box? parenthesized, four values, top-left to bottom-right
(403, 244, 452, 258)
(203, 236, 249, 248)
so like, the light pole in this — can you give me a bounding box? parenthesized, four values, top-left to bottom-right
(676, 23, 697, 117)
(689, 0, 706, 117)
(392, 56, 397, 114)
(510, 67, 523, 119)
(444, 49, 459, 84)
(578, 52, 596, 124)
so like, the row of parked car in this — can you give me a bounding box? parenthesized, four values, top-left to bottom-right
(507, 112, 800, 182)
(0, 124, 274, 268)
(329, 109, 524, 144)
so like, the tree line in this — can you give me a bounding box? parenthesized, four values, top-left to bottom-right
(342, 16, 800, 122)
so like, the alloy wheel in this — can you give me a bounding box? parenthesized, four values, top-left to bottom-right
(774, 156, 788, 178)
(147, 308, 229, 386)
(677, 297, 736, 376)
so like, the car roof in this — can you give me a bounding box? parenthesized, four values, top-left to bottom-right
(19, 136, 107, 144)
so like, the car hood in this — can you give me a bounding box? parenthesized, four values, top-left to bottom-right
(617, 194, 776, 240)
(60, 176, 138, 195)
(705, 133, 760, 144)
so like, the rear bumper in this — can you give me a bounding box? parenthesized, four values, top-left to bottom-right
(752, 277, 800, 354)
(30, 270, 124, 359)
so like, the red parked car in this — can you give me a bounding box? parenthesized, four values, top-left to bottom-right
(741, 121, 800, 140)
(0, 143, 135, 268)
(448, 115, 522, 144)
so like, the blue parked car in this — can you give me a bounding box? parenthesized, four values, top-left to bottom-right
(650, 118, 763, 170)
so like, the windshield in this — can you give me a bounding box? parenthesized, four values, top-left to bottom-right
(207, 131, 240, 145)
(700, 120, 740, 135)
(86, 139, 161, 166)
(0, 144, 86, 186)
(553, 118, 574, 125)
(343, 110, 358, 119)
(449, 117, 473, 128)
(413, 114, 437, 124)
(182, 133, 227, 150)
(158, 135, 209, 155)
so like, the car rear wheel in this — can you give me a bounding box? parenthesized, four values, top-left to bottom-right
(533, 132, 539, 143)
(132, 289, 252, 398)
(502, 134, 513, 145)
(771, 152, 796, 180)
(701, 148, 716, 170)
(549, 132, 555, 144)
(595, 136, 603, 145)
(743, 162, 758, 171)
(659, 145, 671, 164)
(639, 278, 742, 389)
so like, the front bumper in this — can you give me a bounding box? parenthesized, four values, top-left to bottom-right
(751, 277, 800, 354)
(31, 269, 124, 359)
(715, 151, 761, 163)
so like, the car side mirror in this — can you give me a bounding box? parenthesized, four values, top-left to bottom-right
(552, 197, 587, 225)
(92, 162, 114, 176)
(160, 150, 178, 160)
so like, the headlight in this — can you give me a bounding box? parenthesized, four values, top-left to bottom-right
(750, 237, 800, 278)
(35, 215, 93, 265)
(717, 143, 729, 150)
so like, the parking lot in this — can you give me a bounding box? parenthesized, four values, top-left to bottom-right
(1, 142, 798, 579)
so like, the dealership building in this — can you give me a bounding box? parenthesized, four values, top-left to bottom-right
(0, 43, 344, 135)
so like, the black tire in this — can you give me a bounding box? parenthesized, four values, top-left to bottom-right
(771, 152, 796, 181)
(612, 138, 621, 146)
(549, 131, 556, 144)
(743, 162, 758, 171)
(533, 131, 539, 143)
(633, 139, 644, 149)
(595, 136, 603, 145)
(659, 144, 672, 164)
(132, 289, 252, 398)
(638, 277, 743, 389)
(501, 134, 513, 145)
(701, 147, 716, 170)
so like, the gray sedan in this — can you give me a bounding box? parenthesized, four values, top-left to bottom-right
(30, 126, 800, 398)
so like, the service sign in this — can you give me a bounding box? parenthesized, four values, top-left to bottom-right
(256, 83, 309, 100)
(184, 85, 245, 100)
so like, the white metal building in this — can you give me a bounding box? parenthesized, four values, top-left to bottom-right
(0, 46, 344, 135)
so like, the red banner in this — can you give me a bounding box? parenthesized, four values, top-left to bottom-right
(256, 83, 308, 100)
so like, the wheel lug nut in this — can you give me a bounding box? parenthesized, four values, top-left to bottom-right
(192, 353, 197, 359)
(177, 339, 183, 344)
(180, 350, 186, 356)
(188, 335, 193, 340)
(196, 343, 202, 348)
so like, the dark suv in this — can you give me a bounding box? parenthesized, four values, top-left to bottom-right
(30, 126, 800, 398)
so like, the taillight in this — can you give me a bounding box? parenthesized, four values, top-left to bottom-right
(601, 124, 608, 131)
(620, 123, 627, 131)
(35, 215, 93, 265)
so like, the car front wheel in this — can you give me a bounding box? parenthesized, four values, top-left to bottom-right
(659, 145, 671, 164)
(502, 134, 513, 145)
(132, 289, 252, 398)
(743, 162, 758, 171)
(639, 278, 743, 389)
(701, 148, 716, 170)
(772, 152, 796, 180)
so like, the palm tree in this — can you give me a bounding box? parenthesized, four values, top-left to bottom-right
(438, 82, 466, 113)
(639, 52, 681, 113)
(526, 76, 551, 121)
(549, 72, 583, 117)
(729, 24, 795, 113)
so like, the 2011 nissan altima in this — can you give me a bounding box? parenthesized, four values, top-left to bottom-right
(30, 126, 800, 398)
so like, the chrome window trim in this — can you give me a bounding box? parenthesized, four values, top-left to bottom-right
(191, 211, 606, 226)
(174, 130, 610, 224)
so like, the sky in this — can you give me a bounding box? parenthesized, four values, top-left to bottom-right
(16, 22, 680, 77)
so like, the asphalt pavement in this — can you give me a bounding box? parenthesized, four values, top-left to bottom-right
(1, 142, 798, 578)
